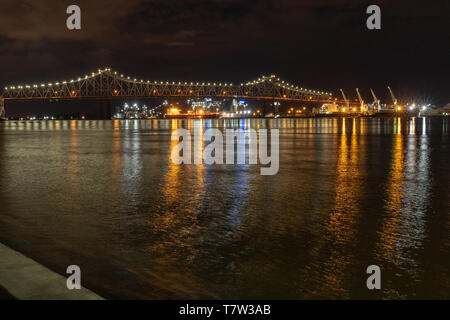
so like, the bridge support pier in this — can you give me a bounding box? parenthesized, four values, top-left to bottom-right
(0, 98, 5, 120)
(274, 101, 280, 115)
(99, 100, 112, 119)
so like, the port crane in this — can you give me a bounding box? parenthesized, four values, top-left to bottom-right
(370, 88, 381, 112)
(356, 88, 365, 112)
(387, 86, 398, 106)
(339, 89, 349, 111)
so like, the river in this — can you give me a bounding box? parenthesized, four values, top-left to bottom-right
(0, 117, 448, 299)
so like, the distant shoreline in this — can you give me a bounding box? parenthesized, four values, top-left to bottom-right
(4, 115, 448, 121)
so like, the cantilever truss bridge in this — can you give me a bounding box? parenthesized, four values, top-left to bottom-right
(0, 68, 335, 118)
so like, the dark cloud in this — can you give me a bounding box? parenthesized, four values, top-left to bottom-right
(0, 0, 449, 104)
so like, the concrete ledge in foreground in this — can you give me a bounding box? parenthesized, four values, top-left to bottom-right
(0, 243, 104, 300)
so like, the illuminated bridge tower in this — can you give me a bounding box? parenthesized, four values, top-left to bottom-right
(0, 98, 5, 120)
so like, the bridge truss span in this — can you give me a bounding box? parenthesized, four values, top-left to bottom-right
(1, 68, 333, 103)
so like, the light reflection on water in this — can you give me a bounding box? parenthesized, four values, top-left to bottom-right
(0, 117, 449, 299)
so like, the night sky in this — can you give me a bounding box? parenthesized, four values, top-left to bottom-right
(1, 0, 449, 113)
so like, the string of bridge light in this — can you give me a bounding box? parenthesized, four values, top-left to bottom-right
(112, 72, 331, 96)
(4, 68, 112, 91)
(3, 68, 332, 96)
(243, 75, 332, 96)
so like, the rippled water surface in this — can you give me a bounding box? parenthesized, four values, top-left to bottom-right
(0, 117, 449, 299)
